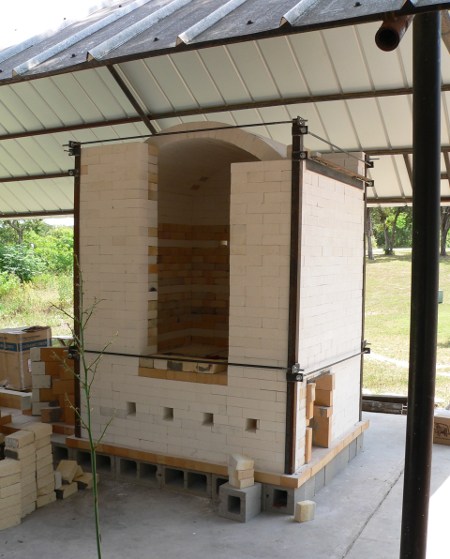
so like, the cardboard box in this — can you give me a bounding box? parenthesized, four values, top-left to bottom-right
(433, 409, 450, 446)
(0, 327, 52, 390)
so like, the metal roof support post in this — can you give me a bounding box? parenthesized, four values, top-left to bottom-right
(399, 11, 441, 559)
(69, 141, 82, 440)
(285, 117, 306, 474)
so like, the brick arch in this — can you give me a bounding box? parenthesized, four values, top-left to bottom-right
(147, 121, 287, 161)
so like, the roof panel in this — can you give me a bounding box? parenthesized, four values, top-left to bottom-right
(141, 55, 197, 110)
(227, 42, 281, 101)
(321, 26, 372, 93)
(346, 98, 387, 150)
(121, 59, 174, 113)
(257, 37, 309, 98)
(377, 96, 412, 148)
(197, 46, 250, 104)
(168, 51, 225, 107)
(288, 32, 340, 94)
(315, 100, 360, 150)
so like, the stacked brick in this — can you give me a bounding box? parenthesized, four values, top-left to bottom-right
(5, 429, 37, 517)
(28, 423, 56, 509)
(310, 373, 335, 449)
(228, 454, 255, 489)
(0, 458, 21, 530)
(29, 347, 75, 432)
(3, 423, 56, 518)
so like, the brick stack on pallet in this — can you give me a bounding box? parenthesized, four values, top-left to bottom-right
(29, 347, 75, 434)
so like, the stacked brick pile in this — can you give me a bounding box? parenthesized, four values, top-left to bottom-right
(5, 429, 37, 517)
(0, 458, 21, 530)
(55, 459, 96, 499)
(228, 454, 255, 489)
(311, 373, 335, 449)
(4, 423, 56, 517)
(27, 423, 56, 509)
(29, 347, 75, 433)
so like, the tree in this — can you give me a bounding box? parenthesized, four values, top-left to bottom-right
(366, 207, 374, 260)
(0, 219, 50, 244)
(371, 207, 412, 254)
(440, 207, 450, 256)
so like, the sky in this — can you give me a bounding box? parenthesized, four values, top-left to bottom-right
(2, 0, 112, 49)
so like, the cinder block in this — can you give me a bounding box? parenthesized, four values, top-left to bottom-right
(294, 500, 316, 523)
(218, 482, 262, 522)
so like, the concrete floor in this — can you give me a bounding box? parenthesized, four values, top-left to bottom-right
(0, 412, 449, 559)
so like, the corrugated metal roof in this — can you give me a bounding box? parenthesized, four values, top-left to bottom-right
(1, 0, 450, 216)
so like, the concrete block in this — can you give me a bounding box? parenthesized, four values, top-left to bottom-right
(294, 500, 316, 523)
(218, 482, 262, 523)
(262, 481, 316, 515)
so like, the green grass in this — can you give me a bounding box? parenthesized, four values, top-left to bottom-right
(0, 273, 73, 337)
(364, 250, 450, 405)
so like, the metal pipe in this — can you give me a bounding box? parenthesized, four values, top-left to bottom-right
(376, 15, 414, 52)
(284, 117, 304, 475)
(399, 11, 441, 559)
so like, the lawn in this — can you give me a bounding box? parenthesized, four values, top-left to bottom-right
(364, 250, 450, 405)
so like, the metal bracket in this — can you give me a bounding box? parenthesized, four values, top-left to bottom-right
(366, 179, 375, 187)
(67, 141, 81, 157)
(68, 169, 79, 177)
(286, 363, 304, 382)
(68, 345, 79, 361)
(362, 340, 371, 355)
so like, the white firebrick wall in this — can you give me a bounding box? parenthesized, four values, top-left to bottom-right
(298, 166, 365, 439)
(80, 148, 292, 474)
(79, 142, 154, 355)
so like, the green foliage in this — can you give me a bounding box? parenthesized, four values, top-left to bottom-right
(26, 227, 73, 274)
(0, 273, 73, 336)
(0, 220, 73, 281)
(0, 271, 20, 298)
(370, 207, 412, 253)
(0, 243, 45, 282)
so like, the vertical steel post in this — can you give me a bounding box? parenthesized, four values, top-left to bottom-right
(285, 118, 304, 474)
(399, 11, 441, 559)
(69, 141, 82, 439)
